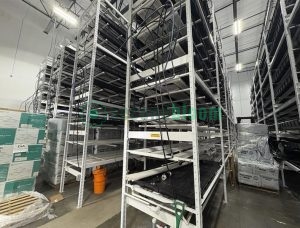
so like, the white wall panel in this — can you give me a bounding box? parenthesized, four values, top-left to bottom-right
(0, 0, 73, 110)
(228, 71, 253, 121)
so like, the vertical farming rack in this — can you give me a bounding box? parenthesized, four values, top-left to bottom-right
(59, 0, 130, 208)
(251, 0, 300, 136)
(120, 0, 235, 227)
(49, 44, 76, 118)
(34, 57, 53, 114)
(250, 0, 300, 185)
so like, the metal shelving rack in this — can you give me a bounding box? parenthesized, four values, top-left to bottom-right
(251, 0, 300, 137)
(120, 0, 235, 227)
(49, 44, 76, 118)
(59, 0, 129, 209)
(251, 0, 300, 189)
(34, 57, 53, 114)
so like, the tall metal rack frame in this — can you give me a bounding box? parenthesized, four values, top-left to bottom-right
(35, 57, 53, 114)
(49, 44, 76, 118)
(251, 0, 300, 136)
(120, 0, 235, 227)
(59, 0, 130, 209)
(250, 0, 300, 187)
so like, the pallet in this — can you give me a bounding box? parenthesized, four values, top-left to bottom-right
(238, 183, 280, 195)
(0, 194, 38, 215)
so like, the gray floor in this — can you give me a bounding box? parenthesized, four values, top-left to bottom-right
(25, 172, 300, 228)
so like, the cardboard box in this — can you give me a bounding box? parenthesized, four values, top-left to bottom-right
(47, 118, 67, 132)
(0, 177, 36, 198)
(261, 176, 279, 191)
(237, 146, 259, 161)
(237, 123, 268, 135)
(12, 145, 43, 162)
(0, 160, 41, 182)
(238, 160, 254, 174)
(1, 145, 43, 164)
(0, 111, 46, 129)
(47, 130, 66, 142)
(0, 145, 14, 164)
(0, 128, 45, 145)
(238, 172, 261, 187)
(0, 164, 9, 182)
(254, 162, 279, 179)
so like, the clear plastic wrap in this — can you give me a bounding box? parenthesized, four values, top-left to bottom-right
(237, 123, 268, 135)
(0, 191, 51, 228)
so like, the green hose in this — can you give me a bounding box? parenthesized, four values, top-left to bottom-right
(174, 200, 185, 228)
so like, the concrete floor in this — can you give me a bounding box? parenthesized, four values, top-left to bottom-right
(25, 171, 300, 228)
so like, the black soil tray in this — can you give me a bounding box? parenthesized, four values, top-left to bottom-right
(133, 160, 220, 207)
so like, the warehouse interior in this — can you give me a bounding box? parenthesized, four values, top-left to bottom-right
(0, 0, 300, 227)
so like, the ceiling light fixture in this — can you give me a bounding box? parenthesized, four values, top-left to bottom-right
(233, 19, 242, 35)
(235, 63, 243, 72)
(53, 6, 78, 26)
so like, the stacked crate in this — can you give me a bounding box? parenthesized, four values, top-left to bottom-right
(0, 111, 46, 198)
(237, 123, 279, 191)
(41, 118, 74, 186)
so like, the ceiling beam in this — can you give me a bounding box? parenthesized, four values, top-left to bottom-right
(221, 22, 264, 40)
(227, 60, 257, 69)
(215, 0, 241, 13)
(218, 10, 266, 31)
(233, 0, 239, 64)
(22, 0, 70, 30)
(224, 45, 259, 57)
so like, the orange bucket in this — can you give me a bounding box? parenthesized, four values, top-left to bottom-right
(93, 167, 107, 194)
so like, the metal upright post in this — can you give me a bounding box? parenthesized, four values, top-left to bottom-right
(143, 99, 148, 170)
(213, 6, 227, 204)
(262, 32, 280, 140)
(120, 0, 133, 226)
(60, 36, 80, 194)
(76, 0, 102, 209)
(280, 0, 300, 121)
(224, 77, 231, 153)
(253, 82, 260, 121)
(186, 0, 202, 226)
(257, 63, 267, 124)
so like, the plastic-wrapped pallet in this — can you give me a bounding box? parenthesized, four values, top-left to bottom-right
(0, 111, 46, 199)
(237, 123, 268, 135)
(238, 159, 279, 190)
(41, 118, 74, 186)
(236, 123, 279, 191)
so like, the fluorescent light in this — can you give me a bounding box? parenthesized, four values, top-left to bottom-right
(53, 6, 78, 26)
(235, 63, 243, 72)
(67, 44, 76, 51)
(233, 20, 242, 35)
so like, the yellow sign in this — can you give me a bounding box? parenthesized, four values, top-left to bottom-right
(151, 133, 160, 138)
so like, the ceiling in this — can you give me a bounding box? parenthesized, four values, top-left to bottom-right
(213, 0, 268, 73)
(21, 0, 268, 74)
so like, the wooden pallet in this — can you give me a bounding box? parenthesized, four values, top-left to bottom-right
(0, 194, 38, 215)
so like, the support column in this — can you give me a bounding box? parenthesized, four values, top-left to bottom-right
(186, 0, 202, 226)
(120, 0, 133, 226)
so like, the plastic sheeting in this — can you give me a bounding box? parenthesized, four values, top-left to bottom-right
(0, 191, 51, 228)
(237, 123, 279, 190)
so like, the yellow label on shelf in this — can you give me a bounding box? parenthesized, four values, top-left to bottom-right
(151, 133, 160, 138)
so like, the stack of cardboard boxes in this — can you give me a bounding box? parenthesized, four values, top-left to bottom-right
(237, 123, 279, 191)
(41, 118, 74, 185)
(0, 111, 46, 198)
